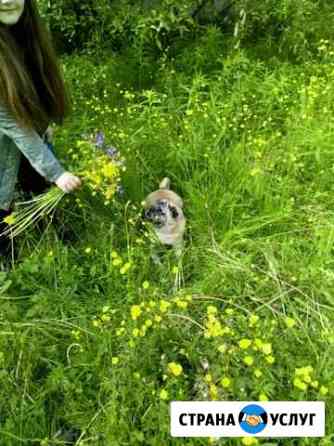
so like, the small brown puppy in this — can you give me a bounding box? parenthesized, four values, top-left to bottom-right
(143, 178, 186, 253)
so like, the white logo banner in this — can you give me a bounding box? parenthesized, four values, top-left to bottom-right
(170, 401, 325, 437)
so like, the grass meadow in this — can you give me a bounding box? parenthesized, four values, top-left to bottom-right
(1, 26, 334, 445)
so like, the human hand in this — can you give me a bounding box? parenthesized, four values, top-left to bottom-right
(55, 172, 82, 193)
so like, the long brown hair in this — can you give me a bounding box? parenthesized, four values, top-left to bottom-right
(0, 0, 71, 135)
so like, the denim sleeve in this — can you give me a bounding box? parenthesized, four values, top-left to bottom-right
(0, 104, 66, 183)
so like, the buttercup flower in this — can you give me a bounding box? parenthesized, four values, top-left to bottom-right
(160, 300, 171, 313)
(168, 362, 183, 377)
(221, 377, 231, 388)
(243, 356, 254, 366)
(249, 314, 259, 326)
(239, 339, 252, 349)
(241, 437, 258, 445)
(320, 386, 328, 396)
(160, 389, 169, 400)
(285, 317, 296, 328)
(3, 214, 16, 225)
(259, 392, 269, 401)
(254, 369, 263, 378)
(131, 305, 142, 320)
(207, 305, 218, 315)
(293, 377, 307, 391)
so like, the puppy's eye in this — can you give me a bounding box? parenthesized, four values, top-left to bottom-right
(169, 206, 179, 219)
(145, 208, 154, 220)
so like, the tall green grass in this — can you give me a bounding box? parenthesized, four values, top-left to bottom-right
(0, 27, 333, 445)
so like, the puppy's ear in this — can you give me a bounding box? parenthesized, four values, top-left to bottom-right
(159, 177, 170, 190)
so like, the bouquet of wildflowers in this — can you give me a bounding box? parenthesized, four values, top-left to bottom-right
(75, 130, 125, 203)
(0, 131, 125, 239)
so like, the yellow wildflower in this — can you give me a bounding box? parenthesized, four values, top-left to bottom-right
(266, 355, 275, 364)
(249, 314, 259, 326)
(120, 262, 131, 274)
(225, 308, 234, 315)
(3, 214, 16, 225)
(320, 386, 328, 396)
(218, 344, 227, 353)
(160, 389, 169, 400)
(176, 299, 188, 309)
(295, 366, 313, 377)
(112, 258, 122, 266)
(207, 305, 218, 315)
(285, 317, 296, 328)
(204, 373, 212, 383)
(205, 316, 224, 338)
(241, 437, 258, 445)
(102, 163, 117, 179)
(132, 328, 140, 337)
(239, 339, 252, 350)
(254, 338, 263, 349)
(209, 384, 218, 400)
(254, 369, 263, 378)
(259, 392, 269, 401)
(131, 305, 142, 320)
(221, 377, 231, 388)
(168, 362, 183, 377)
(243, 356, 254, 366)
(160, 300, 171, 313)
(303, 374, 312, 384)
(262, 343, 272, 355)
(293, 377, 307, 391)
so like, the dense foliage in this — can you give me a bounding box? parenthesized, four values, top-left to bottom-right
(38, 0, 334, 61)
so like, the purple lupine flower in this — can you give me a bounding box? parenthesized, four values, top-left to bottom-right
(95, 131, 105, 148)
(105, 146, 119, 158)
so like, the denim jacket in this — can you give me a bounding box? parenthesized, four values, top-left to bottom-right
(0, 104, 65, 210)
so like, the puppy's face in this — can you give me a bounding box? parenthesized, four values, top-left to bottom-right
(143, 189, 185, 248)
(144, 199, 180, 229)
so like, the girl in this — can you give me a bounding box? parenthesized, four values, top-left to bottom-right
(0, 0, 81, 259)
